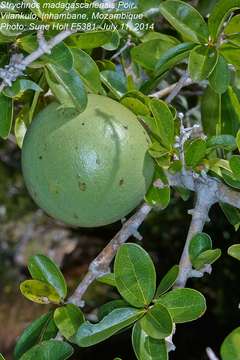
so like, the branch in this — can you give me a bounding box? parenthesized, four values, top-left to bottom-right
(166, 71, 191, 103)
(68, 203, 152, 306)
(0, 29, 74, 90)
(150, 76, 193, 99)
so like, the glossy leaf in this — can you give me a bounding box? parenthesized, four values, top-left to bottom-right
(47, 65, 87, 113)
(0, 94, 13, 139)
(140, 303, 173, 339)
(237, 130, 240, 152)
(221, 87, 240, 135)
(149, 99, 174, 149)
(185, 138, 207, 167)
(20, 279, 61, 305)
(74, 307, 144, 347)
(120, 97, 150, 116)
(221, 327, 240, 360)
(0, 354, 5, 360)
(222, 170, 240, 189)
(193, 249, 222, 270)
(230, 155, 240, 180)
(97, 273, 116, 287)
(158, 288, 206, 323)
(189, 233, 212, 263)
(132, 322, 168, 360)
(208, 0, 240, 41)
(28, 254, 67, 299)
(45, 68, 74, 109)
(220, 43, 240, 70)
(14, 312, 58, 359)
(220, 203, 240, 231)
(155, 42, 196, 76)
(131, 39, 175, 71)
(159, 0, 209, 43)
(224, 14, 240, 35)
(71, 48, 102, 93)
(188, 45, 218, 81)
(14, 105, 29, 148)
(3, 79, 42, 98)
(67, 31, 114, 49)
(100, 70, 127, 99)
(54, 304, 84, 340)
(19, 340, 73, 360)
(98, 300, 129, 321)
(228, 244, 240, 261)
(156, 265, 179, 297)
(209, 55, 230, 94)
(145, 167, 170, 209)
(114, 244, 156, 308)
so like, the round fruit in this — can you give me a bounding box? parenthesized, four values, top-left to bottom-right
(22, 94, 154, 227)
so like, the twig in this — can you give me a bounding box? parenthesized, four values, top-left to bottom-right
(150, 77, 193, 99)
(166, 72, 190, 103)
(110, 36, 133, 60)
(0, 29, 74, 90)
(206, 347, 219, 360)
(68, 203, 152, 306)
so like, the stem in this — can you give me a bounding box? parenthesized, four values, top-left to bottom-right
(68, 203, 152, 306)
(166, 72, 190, 103)
(175, 180, 218, 288)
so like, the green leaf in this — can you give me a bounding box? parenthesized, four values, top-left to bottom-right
(120, 97, 150, 116)
(237, 130, 240, 152)
(207, 135, 236, 151)
(158, 288, 206, 323)
(28, 254, 67, 299)
(159, 0, 209, 43)
(189, 233, 212, 263)
(0, 94, 13, 139)
(230, 155, 240, 179)
(100, 70, 127, 99)
(155, 42, 197, 76)
(188, 45, 218, 81)
(74, 307, 144, 347)
(114, 243, 156, 308)
(149, 99, 174, 149)
(132, 322, 168, 360)
(71, 48, 102, 94)
(131, 39, 176, 71)
(220, 43, 240, 70)
(19, 340, 73, 360)
(156, 265, 179, 297)
(45, 68, 74, 109)
(47, 65, 87, 113)
(67, 31, 114, 49)
(14, 312, 58, 360)
(14, 105, 29, 148)
(221, 87, 240, 135)
(0, 354, 5, 360)
(140, 303, 173, 340)
(208, 0, 240, 42)
(97, 273, 116, 287)
(193, 249, 222, 270)
(225, 14, 240, 35)
(145, 167, 170, 209)
(54, 304, 84, 340)
(20, 279, 62, 305)
(19, 34, 73, 71)
(185, 138, 207, 167)
(209, 55, 230, 94)
(221, 327, 240, 360)
(222, 169, 240, 189)
(3, 79, 42, 98)
(98, 300, 129, 321)
(228, 244, 240, 261)
(201, 86, 221, 136)
(220, 202, 240, 231)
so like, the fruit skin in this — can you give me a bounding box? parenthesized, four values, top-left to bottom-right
(22, 94, 154, 227)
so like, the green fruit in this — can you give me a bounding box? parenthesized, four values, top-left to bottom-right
(22, 94, 154, 227)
